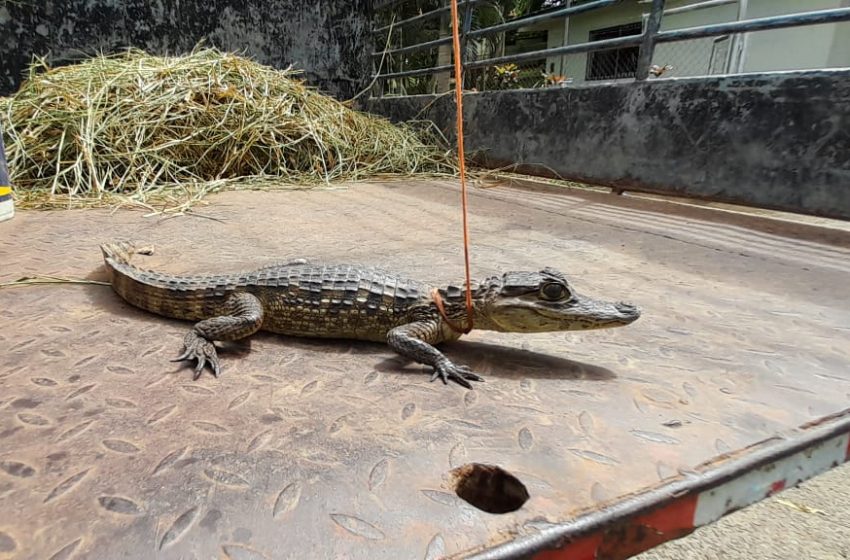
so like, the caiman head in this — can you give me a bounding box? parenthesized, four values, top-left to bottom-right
(474, 267, 640, 332)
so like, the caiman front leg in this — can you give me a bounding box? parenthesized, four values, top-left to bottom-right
(172, 292, 264, 379)
(387, 321, 484, 389)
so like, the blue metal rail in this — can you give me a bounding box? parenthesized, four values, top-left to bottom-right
(372, 1, 850, 85)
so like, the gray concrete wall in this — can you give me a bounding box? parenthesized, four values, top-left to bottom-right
(366, 70, 850, 220)
(0, 0, 371, 100)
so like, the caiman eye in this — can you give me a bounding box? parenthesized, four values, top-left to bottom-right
(541, 282, 569, 301)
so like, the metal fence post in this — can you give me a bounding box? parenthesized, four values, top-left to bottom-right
(733, 0, 750, 73)
(635, 0, 666, 80)
(369, 1, 850, 88)
(460, 0, 474, 89)
(370, 0, 384, 98)
(436, 12, 453, 92)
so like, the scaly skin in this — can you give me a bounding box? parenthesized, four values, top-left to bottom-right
(101, 241, 640, 388)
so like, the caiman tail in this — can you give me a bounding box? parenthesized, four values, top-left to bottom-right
(100, 241, 222, 321)
(100, 240, 138, 266)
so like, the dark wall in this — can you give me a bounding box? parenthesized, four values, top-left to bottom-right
(366, 70, 850, 220)
(0, 0, 371, 100)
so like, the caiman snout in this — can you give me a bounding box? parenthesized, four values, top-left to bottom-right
(615, 301, 641, 322)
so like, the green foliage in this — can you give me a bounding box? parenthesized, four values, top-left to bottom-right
(488, 63, 520, 89)
(376, 0, 566, 94)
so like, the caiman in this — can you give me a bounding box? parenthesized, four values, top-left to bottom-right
(100, 241, 640, 388)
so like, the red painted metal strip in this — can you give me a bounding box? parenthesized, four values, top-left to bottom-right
(529, 495, 698, 560)
(596, 495, 699, 560)
(533, 428, 850, 560)
(473, 417, 850, 560)
(769, 479, 787, 495)
(693, 433, 850, 527)
(530, 534, 602, 560)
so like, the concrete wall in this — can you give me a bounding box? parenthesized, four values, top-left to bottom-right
(828, 0, 850, 67)
(743, 0, 849, 73)
(366, 69, 850, 220)
(0, 0, 371, 100)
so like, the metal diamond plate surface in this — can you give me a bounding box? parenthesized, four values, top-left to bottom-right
(1, 181, 849, 559)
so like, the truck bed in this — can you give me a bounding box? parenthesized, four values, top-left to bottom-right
(1, 179, 848, 559)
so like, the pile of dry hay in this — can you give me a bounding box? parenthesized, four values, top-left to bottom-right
(0, 48, 455, 211)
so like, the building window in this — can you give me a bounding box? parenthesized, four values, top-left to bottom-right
(586, 21, 642, 81)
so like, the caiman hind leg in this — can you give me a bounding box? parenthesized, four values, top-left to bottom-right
(387, 321, 484, 389)
(173, 292, 264, 379)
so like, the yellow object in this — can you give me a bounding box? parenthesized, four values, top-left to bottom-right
(0, 190, 12, 222)
(1, 124, 13, 222)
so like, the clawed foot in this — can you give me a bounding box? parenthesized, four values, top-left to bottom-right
(171, 331, 221, 380)
(430, 360, 484, 389)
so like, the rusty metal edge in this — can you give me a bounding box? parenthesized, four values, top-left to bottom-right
(461, 407, 850, 560)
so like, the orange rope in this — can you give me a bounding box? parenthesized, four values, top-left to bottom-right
(431, 288, 470, 335)
(449, 0, 474, 333)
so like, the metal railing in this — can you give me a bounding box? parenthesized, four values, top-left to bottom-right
(371, 0, 850, 94)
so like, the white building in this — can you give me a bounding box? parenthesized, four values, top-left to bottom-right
(510, 0, 850, 83)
